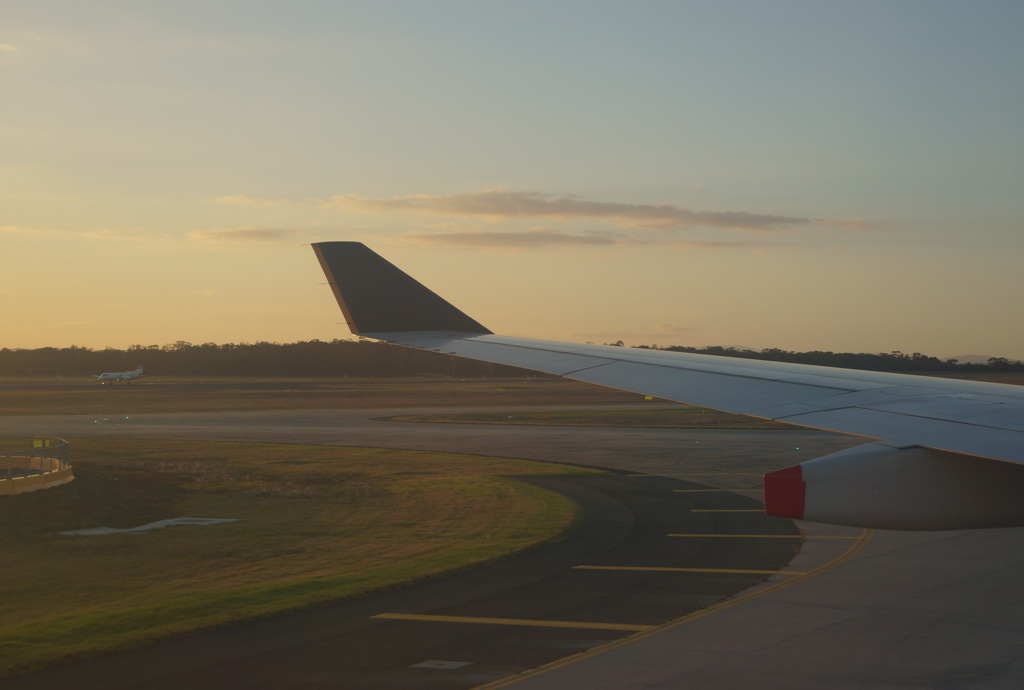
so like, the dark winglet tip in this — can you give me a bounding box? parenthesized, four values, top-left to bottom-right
(313, 242, 491, 335)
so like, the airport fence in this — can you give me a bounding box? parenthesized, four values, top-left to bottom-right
(0, 437, 74, 495)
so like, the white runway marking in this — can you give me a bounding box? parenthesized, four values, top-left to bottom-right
(58, 517, 239, 536)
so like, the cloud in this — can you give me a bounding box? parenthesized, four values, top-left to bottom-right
(399, 227, 766, 250)
(189, 228, 304, 244)
(817, 217, 874, 230)
(3, 226, 158, 240)
(0, 44, 18, 53)
(330, 190, 819, 231)
(403, 228, 620, 248)
(83, 228, 168, 241)
(215, 194, 289, 207)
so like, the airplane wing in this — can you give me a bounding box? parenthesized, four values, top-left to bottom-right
(313, 241, 1024, 530)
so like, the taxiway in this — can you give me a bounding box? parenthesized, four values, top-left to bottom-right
(2, 407, 1021, 688)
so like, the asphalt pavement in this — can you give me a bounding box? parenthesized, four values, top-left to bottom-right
(5, 407, 1022, 688)
(0, 468, 806, 689)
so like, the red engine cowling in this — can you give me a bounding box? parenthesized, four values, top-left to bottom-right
(764, 443, 1024, 530)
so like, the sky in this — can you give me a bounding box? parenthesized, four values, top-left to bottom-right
(3, 1, 1024, 358)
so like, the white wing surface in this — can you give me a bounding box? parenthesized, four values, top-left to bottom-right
(313, 242, 1024, 530)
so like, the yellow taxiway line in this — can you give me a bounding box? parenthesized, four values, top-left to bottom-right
(627, 472, 759, 477)
(673, 489, 762, 493)
(372, 612, 651, 632)
(477, 528, 874, 689)
(667, 533, 858, 539)
(574, 565, 806, 576)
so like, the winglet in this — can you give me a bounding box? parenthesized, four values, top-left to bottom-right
(312, 242, 492, 335)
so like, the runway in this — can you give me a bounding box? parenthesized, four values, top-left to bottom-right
(3, 407, 1024, 688)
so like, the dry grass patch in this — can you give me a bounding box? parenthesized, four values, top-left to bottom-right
(0, 438, 595, 677)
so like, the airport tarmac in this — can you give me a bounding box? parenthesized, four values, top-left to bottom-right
(3, 407, 1024, 688)
(0, 404, 859, 486)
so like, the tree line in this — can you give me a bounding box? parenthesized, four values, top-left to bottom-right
(1, 340, 1021, 379)
(631, 344, 1024, 373)
(0, 340, 532, 379)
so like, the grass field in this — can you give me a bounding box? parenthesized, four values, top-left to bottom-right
(393, 406, 798, 430)
(0, 437, 594, 677)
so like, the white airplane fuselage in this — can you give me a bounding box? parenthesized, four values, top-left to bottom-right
(95, 365, 144, 384)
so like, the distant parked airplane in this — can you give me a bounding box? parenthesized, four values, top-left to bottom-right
(94, 364, 144, 384)
(312, 241, 1024, 531)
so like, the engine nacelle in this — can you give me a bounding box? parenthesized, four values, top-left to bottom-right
(764, 443, 1024, 530)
